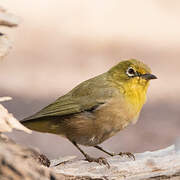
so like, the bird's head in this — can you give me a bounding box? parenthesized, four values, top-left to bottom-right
(108, 59, 157, 93)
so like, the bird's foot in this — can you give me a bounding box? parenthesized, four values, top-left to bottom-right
(118, 152, 135, 160)
(85, 155, 110, 168)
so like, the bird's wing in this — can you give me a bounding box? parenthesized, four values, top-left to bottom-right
(23, 74, 116, 121)
(23, 95, 105, 121)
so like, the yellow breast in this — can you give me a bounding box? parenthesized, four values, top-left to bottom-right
(123, 77, 149, 116)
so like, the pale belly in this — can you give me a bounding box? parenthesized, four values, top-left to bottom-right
(64, 99, 139, 146)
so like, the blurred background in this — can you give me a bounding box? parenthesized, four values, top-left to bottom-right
(0, 0, 180, 159)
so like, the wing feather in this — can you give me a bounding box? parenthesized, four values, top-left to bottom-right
(22, 73, 117, 121)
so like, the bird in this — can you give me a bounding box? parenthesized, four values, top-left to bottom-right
(22, 59, 157, 167)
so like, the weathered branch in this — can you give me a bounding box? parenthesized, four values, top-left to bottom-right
(51, 145, 180, 179)
(0, 6, 19, 61)
(0, 135, 65, 180)
(0, 98, 31, 133)
(0, 34, 12, 61)
(0, 6, 19, 27)
(0, 96, 12, 102)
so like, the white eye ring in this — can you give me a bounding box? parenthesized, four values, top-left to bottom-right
(126, 67, 136, 77)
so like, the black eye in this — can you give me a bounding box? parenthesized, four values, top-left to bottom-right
(126, 67, 136, 77)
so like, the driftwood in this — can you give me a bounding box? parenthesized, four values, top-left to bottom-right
(0, 6, 19, 61)
(0, 33, 12, 61)
(0, 134, 65, 180)
(0, 7, 28, 133)
(0, 6, 19, 27)
(0, 102, 31, 133)
(51, 145, 180, 180)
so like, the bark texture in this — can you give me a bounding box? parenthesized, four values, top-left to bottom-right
(0, 6, 19, 27)
(0, 135, 66, 180)
(1, 134, 180, 180)
(52, 145, 180, 180)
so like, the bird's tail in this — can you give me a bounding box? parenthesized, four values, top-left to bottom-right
(21, 118, 47, 133)
(21, 116, 62, 134)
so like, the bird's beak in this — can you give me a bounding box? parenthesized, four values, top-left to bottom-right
(140, 73, 157, 80)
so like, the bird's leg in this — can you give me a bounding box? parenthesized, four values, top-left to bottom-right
(94, 145, 135, 160)
(94, 145, 116, 156)
(71, 141, 110, 168)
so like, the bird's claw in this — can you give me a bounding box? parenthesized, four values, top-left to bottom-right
(85, 155, 110, 168)
(118, 152, 135, 160)
(98, 157, 110, 168)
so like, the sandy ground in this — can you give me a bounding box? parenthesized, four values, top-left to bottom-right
(0, 0, 180, 159)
